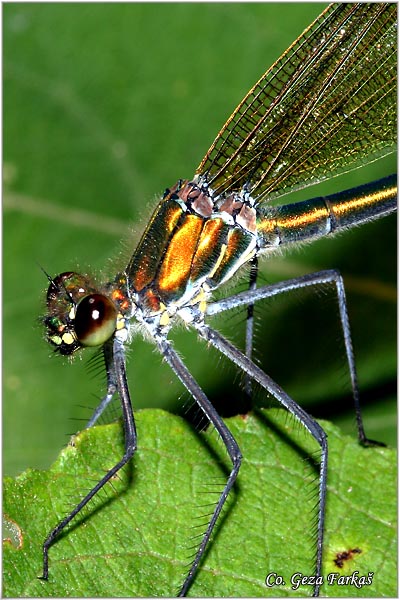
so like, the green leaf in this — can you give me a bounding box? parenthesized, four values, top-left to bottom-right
(3, 409, 396, 597)
(3, 3, 396, 480)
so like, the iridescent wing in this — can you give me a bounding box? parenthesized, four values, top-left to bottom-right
(196, 4, 397, 203)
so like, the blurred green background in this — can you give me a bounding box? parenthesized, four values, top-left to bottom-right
(4, 3, 396, 477)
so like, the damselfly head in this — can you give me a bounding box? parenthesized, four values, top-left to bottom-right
(43, 271, 119, 355)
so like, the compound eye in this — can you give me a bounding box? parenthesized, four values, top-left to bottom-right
(74, 294, 118, 347)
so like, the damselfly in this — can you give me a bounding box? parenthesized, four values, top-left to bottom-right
(40, 3, 396, 597)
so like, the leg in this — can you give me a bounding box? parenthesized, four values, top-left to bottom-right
(156, 336, 242, 597)
(40, 337, 137, 581)
(86, 343, 117, 428)
(244, 255, 258, 399)
(196, 322, 328, 597)
(207, 268, 382, 446)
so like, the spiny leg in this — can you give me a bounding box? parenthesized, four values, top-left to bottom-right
(197, 322, 328, 597)
(86, 342, 117, 428)
(157, 336, 242, 597)
(40, 337, 137, 581)
(244, 255, 259, 400)
(207, 268, 383, 446)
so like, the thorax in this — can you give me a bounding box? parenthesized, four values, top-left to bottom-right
(125, 179, 258, 326)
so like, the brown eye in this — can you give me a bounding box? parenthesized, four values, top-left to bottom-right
(74, 294, 118, 347)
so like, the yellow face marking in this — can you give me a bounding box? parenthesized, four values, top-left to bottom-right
(62, 332, 75, 345)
